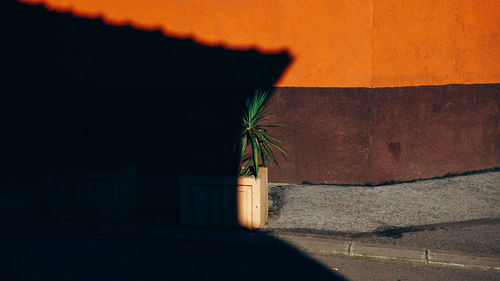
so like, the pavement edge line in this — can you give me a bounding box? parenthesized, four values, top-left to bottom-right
(277, 235, 500, 270)
(100, 225, 500, 270)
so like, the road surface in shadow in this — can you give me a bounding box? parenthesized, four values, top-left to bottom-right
(1, 222, 347, 281)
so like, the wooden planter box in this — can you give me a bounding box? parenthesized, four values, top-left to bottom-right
(46, 165, 137, 221)
(180, 167, 268, 229)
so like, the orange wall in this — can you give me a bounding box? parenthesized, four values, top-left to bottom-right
(20, 0, 500, 87)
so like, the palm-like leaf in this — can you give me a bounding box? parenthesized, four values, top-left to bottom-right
(238, 89, 287, 177)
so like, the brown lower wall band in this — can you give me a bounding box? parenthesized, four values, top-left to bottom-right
(266, 84, 500, 185)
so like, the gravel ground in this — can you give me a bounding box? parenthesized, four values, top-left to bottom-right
(264, 171, 500, 233)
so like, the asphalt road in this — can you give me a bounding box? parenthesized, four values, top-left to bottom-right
(314, 253, 500, 281)
(0, 224, 344, 281)
(2, 223, 498, 281)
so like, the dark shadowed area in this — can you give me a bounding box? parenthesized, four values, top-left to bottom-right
(0, 2, 351, 281)
(1, 1, 290, 179)
(0, 222, 349, 281)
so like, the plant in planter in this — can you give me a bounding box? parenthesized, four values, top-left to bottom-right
(180, 89, 286, 228)
(238, 89, 286, 178)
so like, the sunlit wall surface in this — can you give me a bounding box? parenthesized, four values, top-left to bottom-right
(20, 0, 500, 88)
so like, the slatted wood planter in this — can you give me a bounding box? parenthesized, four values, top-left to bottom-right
(180, 167, 268, 229)
(46, 165, 137, 221)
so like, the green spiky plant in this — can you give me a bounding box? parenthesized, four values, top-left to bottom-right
(238, 89, 287, 177)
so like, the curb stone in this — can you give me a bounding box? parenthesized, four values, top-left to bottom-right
(100, 225, 500, 270)
(428, 249, 500, 269)
(349, 242, 426, 262)
(280, 235, 500, 271)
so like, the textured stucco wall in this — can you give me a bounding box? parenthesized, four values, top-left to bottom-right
(267, 85, 500, 184)
(20, 0, 500, 87)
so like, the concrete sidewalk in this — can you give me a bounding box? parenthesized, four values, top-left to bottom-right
(101, 220, 500, 270)
(265, 221, 500, 270)
(261, 170, 500, 269)
(101, 170, 500, 270)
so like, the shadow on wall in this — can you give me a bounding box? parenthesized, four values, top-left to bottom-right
(0, 4, 351, 281)
(0, 1, 291, 180)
